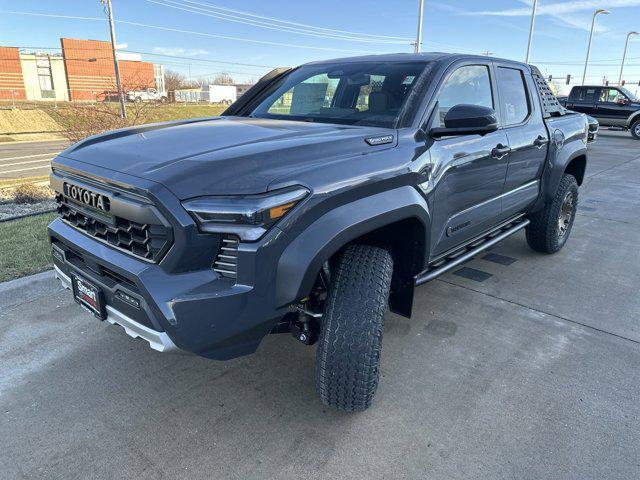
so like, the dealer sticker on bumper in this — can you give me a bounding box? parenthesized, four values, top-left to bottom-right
(71, 273, 106, 320)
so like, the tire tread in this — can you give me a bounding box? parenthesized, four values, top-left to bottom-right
(526, 173, 578, 253)
(315, 244, 393, 412)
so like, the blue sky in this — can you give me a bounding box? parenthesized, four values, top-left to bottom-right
(1, 0, 639, 93)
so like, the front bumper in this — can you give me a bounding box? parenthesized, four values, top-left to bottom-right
(49, 218, 289, 360)
(54, 265, 179, 353)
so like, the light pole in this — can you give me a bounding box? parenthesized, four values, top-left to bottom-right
(525, 0, 538, 63)
(101, 0, 127, 119)
(582, 9, 610, 86)
(414, 0, 425, 53)
(618, 31, 639, 85)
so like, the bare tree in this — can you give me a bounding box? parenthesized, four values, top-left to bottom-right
(212, 73, 235, 85)
(54, 76, 151, 143)
(164, 69, 187, 93)
(54, 102, 150, 144)
(164, 69, 201, 102)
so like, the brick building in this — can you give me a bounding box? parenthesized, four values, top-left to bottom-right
(0, 47, 26, 100)
(0, 38, 161, 102)
(20, 52, 69, 102)
(60, 38, 155, 101)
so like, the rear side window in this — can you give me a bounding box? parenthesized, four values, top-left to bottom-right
(497, 67, 530, 125)
(577, 88, 596, 101)
(433, 65, 493, 127)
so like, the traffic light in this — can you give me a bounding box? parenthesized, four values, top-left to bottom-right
(566, 74, 571, 85)
(621, 80, 626, 86)
(605, 80, 609, 86)
(548, 75, 553, 82)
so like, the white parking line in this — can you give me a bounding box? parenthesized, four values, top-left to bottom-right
(0, 158, 53, 168)
(0, 165, 52, 175)
(0, 152, 61, 162)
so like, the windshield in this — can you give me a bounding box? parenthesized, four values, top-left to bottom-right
(620, 87, 638, 102)
(244, 61, 430, 128)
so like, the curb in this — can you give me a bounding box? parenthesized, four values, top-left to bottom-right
(0, 209, 56, 223)
(0, 269, 55, 294)
(0, 137, 67, 144)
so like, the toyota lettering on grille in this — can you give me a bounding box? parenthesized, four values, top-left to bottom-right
(63, 183, 111, 212)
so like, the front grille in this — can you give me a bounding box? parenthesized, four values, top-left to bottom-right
(213, 235, 239, 279)
(55, 193, 171, 262)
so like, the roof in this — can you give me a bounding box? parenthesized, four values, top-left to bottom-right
(304, 52, 528, 69)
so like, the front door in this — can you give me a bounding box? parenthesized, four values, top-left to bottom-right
(595, 88, 635, 126)
(428, 63, 509, 258)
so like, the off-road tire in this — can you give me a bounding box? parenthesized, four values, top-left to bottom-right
(315, 244, 393, 412)
(526, 174, 578, 253)
(631, 119, 640, 140)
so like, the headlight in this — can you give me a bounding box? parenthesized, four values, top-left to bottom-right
(182, 186, 309, 241)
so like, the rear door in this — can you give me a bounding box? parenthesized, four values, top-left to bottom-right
(566, 87, 599, 116)
(494, 63, 548, 217)
(428, 62, 510, 258)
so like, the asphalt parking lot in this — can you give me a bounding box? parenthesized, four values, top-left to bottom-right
(1, 131, 639, 479)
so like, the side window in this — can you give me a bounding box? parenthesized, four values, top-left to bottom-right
(433, 65, 493, 127)
(599, 88, 625, 103)
(578, 88, 597, 101)
(497, 67, 530, 125)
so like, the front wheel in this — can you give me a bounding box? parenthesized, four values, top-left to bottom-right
(315, 244, 393, 412)
(631, 119, 640, 140)
(526, 174, 578, 253)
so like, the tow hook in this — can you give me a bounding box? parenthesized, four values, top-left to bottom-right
(291, 305, 322, 345)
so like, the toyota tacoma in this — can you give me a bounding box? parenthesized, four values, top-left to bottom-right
(49, 53, 590, 411)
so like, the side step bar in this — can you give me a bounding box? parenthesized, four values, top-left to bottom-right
(415, 219, 530, 286)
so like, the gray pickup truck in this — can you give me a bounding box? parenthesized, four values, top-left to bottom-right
(49, 53, 590, 411)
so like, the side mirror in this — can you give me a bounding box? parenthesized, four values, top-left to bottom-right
(430, 104, 499, 138)
(617, 97, 629, 105)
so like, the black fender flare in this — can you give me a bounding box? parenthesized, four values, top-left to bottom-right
(274, 186, 430, 308)
(532, 130, 588, 212)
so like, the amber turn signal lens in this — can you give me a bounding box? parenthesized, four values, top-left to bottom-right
(269, 201, 296, 220)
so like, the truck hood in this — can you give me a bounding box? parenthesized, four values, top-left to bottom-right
(57, 117, 396, 199)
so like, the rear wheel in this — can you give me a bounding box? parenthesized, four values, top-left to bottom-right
(526, 174, 578, 253)
(631, 119, 640, 140)
(315, 244, 393, 412)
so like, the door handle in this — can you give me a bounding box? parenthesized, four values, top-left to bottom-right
(491, 144, 511, 159)
(533, 135, 549, 148)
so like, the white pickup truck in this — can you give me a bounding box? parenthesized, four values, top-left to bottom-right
(126, 88, 168, 103)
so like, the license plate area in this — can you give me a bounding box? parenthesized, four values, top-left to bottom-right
(71, 273, 106, 320)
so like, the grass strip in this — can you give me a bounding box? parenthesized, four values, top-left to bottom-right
(0, 212, 57, 282)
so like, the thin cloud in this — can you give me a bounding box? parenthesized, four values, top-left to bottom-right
(461, 0, 640, 32)
(153, 47, 208, 56)
(468, 0, 640, 16)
